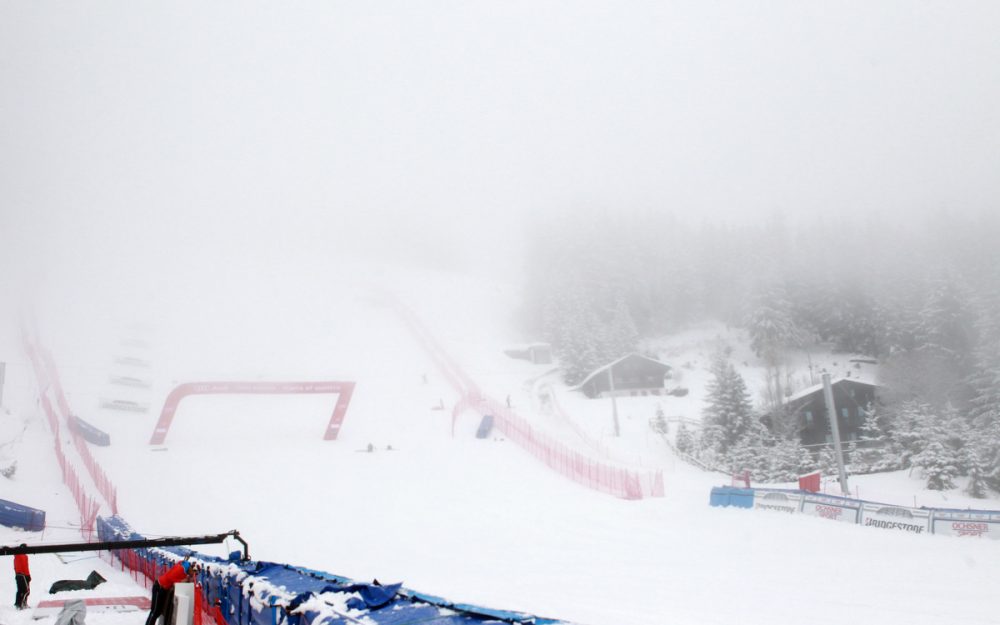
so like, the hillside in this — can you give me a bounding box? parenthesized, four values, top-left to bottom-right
(0, 265, 998, 625)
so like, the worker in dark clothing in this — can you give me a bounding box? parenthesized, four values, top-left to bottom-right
(144, 559, 195, 625)
(14, 545, 30, 609)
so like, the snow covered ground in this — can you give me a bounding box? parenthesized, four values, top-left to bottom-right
(2, 264, 999, 625)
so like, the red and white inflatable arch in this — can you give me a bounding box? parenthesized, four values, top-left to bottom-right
(148, 381, 355, 445)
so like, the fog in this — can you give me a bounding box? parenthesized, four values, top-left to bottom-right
(3, 1, 1000, 343)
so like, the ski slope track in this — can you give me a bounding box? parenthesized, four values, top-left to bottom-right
(3, 279, 1000, 625)
(389, 297, 663, 500)
(18, 324, 579, 625)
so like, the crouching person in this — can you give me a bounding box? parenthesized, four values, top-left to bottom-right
(145, 559, 195, 625)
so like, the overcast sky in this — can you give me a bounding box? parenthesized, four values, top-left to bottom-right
(2, 1, 1000, 319)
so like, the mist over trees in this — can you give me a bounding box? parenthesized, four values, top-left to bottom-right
(519, 209, 1000, 492)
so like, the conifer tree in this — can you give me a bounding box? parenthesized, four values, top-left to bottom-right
(606, 296, 640, 360)
(696, 424, 726, 469)
(652, 405, 668, 434)
(966, 288, 1000, 490)
(744, 283, 803, 362)
(884, 402, 936, 468)
(912, 440, 958, 490)
(962, 447, 989, 498)
(543, 276, 606, 385)
(701, 355, 763, 454)
(727, 437, 768, 479)
(675, 422, 694, 455)
(846, 441, 862, 474)
(767, 438, 805, 483)
(798, 445, 818, 475)
(817, 446, 839, 478)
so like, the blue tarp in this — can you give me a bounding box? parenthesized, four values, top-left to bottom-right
(475, 415, 494, 439)
(0, 498, 45, 531)
(97, 516, 573, 625)
(68, 415, 111, 446)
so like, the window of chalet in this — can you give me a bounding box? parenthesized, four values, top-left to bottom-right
(804, 410, 813, 424)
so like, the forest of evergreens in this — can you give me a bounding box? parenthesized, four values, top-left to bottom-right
(519, 209, 1000, 494)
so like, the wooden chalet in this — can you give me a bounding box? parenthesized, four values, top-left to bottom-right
(503, 343, 553, 365)
(775, 377, 878, 447)
(577, 353, 672, 399)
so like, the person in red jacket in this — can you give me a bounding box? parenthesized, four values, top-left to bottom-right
(14, 545, 30, 609)
(144, 558, 196, 625)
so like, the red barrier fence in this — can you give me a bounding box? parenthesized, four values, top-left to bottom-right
(71, 429, 118, 515)
(392, 299, 664, 500)
(41, 394, 100, 537)
(37, 347, 120, 513)
(25, 332, 118, 538)
(544, 384, 611, 458)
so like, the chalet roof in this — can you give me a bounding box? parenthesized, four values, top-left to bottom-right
(504, 342, 551, 351)
(782, 375, 878, 405)
(575, 353, 672, 388)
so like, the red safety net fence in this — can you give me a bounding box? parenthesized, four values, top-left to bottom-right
(23, 331, 117, 539)
(40, 347, 119, 514)
(544, 383, 611, 458)
(26, 326, 219, 625)
(98, 544, 214, 625)
(392, 298, 664, 500)
(40, 395, 100, 539)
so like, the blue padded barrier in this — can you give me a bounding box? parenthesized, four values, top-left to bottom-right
(96, 515, 574, 625)
(0, 497, 45, 531)
(475, 414, 494, 439)
(708, 486, 1000, 540)
(68, 414, 111, 446)
(709, 487, 754, 508)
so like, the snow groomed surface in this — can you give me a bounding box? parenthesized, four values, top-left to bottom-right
(390, 297, 664, 499)
(97, 516, 576, 625)
(710, 486, 1000, 538)
(26, 322, 578, 625)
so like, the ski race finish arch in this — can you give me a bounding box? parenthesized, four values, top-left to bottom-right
(148, 381, 356, 445)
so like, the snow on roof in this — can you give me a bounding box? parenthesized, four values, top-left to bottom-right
(574, 353, 671, 388)
(504, 342, 550, 350)
(782, 374, 878, 405)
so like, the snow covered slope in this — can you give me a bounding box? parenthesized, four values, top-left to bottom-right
(2, 265, 999, 625)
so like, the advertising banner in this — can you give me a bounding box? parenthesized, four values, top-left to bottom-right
(801, 493, 861, 524)
(860, 503, 930, 534)
(931, 509, 1000, 540)
(752, 490, 802, 514)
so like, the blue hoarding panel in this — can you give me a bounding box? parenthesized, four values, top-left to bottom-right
(708, 487, 754, 509)
(0, 498, 45, 531)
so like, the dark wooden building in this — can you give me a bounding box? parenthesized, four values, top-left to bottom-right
(776, 378, 878, 447)
(577, 354, 672, 398)
(503, 343, 553, 365)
